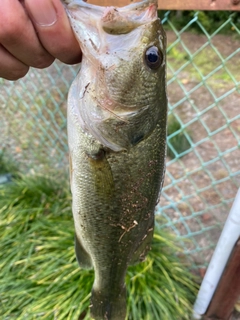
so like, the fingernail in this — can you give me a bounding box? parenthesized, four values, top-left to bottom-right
(27, 0, 57, 27)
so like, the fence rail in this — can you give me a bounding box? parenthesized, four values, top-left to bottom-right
(1, 5, 240, 268)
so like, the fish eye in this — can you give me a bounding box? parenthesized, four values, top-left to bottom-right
(145, 46, 163, 70)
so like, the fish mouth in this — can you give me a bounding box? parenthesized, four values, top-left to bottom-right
(63, 0, 158, 35)
(64, 0, 157, 12)
(101, 2, 158, 35)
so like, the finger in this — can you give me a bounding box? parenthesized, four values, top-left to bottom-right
(0, 45, 29, 81)
(25, 0, 82, 65)
(0, 0, 54, 69)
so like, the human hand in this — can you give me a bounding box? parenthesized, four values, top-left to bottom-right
(0, 0, 82, 81)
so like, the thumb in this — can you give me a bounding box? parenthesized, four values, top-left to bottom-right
(25, 0, 82, 64)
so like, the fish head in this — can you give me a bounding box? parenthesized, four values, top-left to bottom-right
(64, 0, 167, 150)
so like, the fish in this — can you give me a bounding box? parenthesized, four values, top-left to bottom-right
(62, 0, 167, 319)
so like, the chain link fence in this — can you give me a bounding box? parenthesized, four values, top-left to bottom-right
(1, 11, 240, 267)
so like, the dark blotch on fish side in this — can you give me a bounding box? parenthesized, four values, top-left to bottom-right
(130, 133, 144, 145)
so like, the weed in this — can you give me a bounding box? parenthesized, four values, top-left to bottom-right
(0, 149, 20, 176)
(167, 115, 192, 159)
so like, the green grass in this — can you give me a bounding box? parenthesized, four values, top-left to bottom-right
(0, 150, 20, 176)
(167, 115, 192, 159)
(0, 168, 198, 320)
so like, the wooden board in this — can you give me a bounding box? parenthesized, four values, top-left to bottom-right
(88, 0, 240, 11)
(156, 0, 240, 11)
(204, 238, 240, 320)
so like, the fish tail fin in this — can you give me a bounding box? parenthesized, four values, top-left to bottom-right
(90, 287, 126, 320)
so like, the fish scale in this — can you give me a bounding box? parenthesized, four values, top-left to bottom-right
(63, 0, 167, 319)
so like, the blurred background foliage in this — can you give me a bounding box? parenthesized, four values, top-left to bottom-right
(159, 10, 240, 34)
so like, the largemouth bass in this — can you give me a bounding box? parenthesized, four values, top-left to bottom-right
(63, 0, 167, 319)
